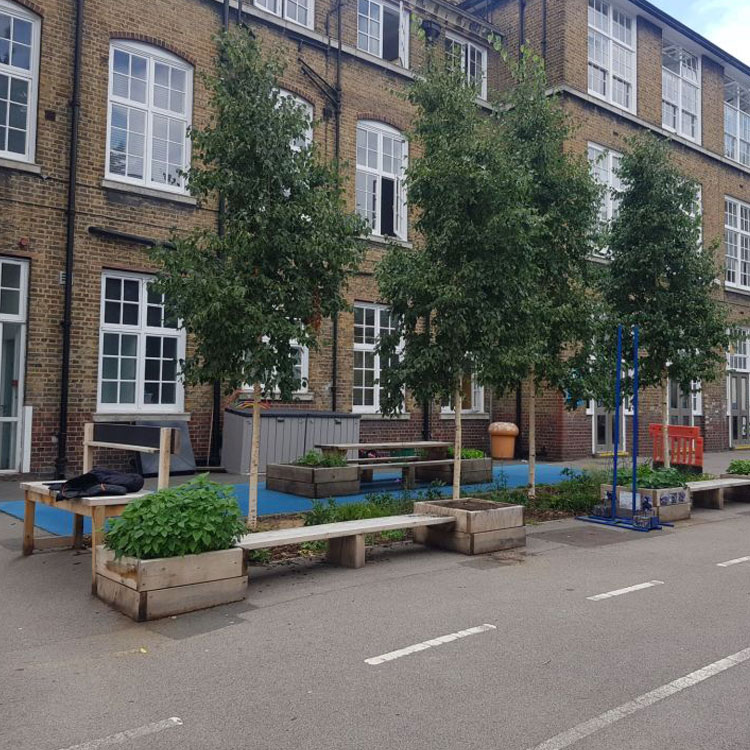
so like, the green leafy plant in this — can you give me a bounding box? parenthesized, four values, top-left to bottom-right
(293, 450, 348, 468)
(447, 447, 486, 459)
(727, 459, 750, 476)
(614, 463, 694, 489)
(304, 492, 414, 527)
(105, 475, 246, 560)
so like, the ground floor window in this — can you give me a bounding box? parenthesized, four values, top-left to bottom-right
(441, 374, 485, 415)
(98, 271, 185, 412)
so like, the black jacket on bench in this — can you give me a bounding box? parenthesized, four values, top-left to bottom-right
(56, 467, 145, 501)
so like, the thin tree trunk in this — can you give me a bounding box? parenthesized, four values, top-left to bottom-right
(247, 382, 261, 529)
(528, 372, 536, 500)
(661, 376, 670, 469)
(452, 382, 462, 500)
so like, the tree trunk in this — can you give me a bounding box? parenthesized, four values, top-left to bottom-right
(661, 376, 670, 469)
(452, 382, 462, 500)
(247, 382, 262, 529)
(528, 372, 536, 500)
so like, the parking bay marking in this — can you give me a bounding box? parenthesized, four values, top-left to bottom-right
(365, 624, 496, 666)
(56, 717, 183, 750)
(717, 556, 750, 567)
(586, 580, 664, 601)
(526, 646, 750, 750)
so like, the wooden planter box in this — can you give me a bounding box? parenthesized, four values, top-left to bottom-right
(600, 484, 691, 522)
(95, 546, 247, 622)
(415, 457, 493, 485)
(413, 498, 525, 554)
(266, 463, 360, 498)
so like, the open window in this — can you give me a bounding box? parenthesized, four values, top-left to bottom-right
(357, 0, 409, 68)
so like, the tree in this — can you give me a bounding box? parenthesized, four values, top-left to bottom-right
(377, 55, 533, 499)
(493, 49, 600, 497)
(605, 134, 731, 468)
(151, 29, 365, 526)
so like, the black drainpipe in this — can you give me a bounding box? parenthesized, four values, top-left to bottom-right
(518, 0, 526, 54)
(541, 0, 547, 62)
(330, 0, 343, 412)
(208, 0, 232, 468)
(55, 0, 84, 478)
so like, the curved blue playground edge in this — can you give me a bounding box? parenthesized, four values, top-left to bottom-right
(0, 463, 575, 537)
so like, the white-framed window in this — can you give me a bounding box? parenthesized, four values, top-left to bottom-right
(106, 41, 193, 193)
(662, 43, 700, 142)
(357, 0, 409, 68)
(587, 142, 622, 257)
(0, 0, 40, 162)
(724, 78, 750, 167)
(352, 302, 399, 413)
(692, 381, 702, 417)
(246, 338, 310, 396)
(587, 0, 635, 112)
(441, 374, 485, 415)
(445, 34, 488, 100)
(255, 0, 313, 29)
(725, 197, 750, 290)
(98, 272, 185, 413)
(278, 89, 313, 150)
(356, 121, 407, 240)
(729, 330, 750, 371)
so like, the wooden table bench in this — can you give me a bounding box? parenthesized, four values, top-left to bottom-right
(686, 477, 750, 510)
(236, 514, 455, 569)
(20, 481, 150, 594)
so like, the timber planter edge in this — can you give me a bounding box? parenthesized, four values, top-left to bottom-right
(414, 457, 493, 485)
(599, 484, 691, 522)
(266, 463, 360, 497)
(95, 546, 247, 622)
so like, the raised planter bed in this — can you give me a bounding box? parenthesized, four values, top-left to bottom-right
(266, 463, 360, 498)
(413, 498, 525, 554)
(414, 457, 493, 485)
(600, 484, 691, 522)
(95, 546, 247, 622)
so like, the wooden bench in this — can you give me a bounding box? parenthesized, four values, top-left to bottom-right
(356, 459, 456, 488)
(236, 514, 455, 569)
(686, 477, 750, 510)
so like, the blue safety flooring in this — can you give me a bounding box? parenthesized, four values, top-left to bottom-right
(0, 463, 574, 537)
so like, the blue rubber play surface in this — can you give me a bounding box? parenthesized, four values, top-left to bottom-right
(0, 463, 574, 537)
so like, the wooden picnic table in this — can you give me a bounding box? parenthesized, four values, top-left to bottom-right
(20, 480, 150, 594)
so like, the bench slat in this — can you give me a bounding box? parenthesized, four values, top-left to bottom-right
(687, 478, 750, 490)
(236, 514, 454, 550)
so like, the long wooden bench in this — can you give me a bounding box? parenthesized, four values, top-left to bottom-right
(686, 477, 750, 510)
(236, 514, 455, 569)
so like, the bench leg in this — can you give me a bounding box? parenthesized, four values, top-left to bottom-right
(403, 465, 416, 490)
(694, 488, 724, 510)
(91, 506, 106, 595)
(73, 514, 85, 549)
(22, 495, 36, 555)
(361, 468, 373, 483)
(326, 535, 365, 569)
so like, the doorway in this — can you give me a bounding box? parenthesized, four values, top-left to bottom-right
(729, 372, 749, 446)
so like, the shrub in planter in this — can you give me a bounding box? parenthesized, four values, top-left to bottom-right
(106, 475, 247, 560)
(267, 450, 359, 498)
(292, 450, 348, 468)
(727, 459, 750, 476)
(98, 476, 248, 622)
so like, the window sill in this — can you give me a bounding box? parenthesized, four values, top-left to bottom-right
(363, 234, 413, 249)
(237, 392, 314, 402)
(94, 412, 191, 422)
(357, 412, 411, 420)
(101, 179, 197, 206)
(724, 283, 750, 298)
(440, 412, 490, 421)
(0, 157, 42, 175)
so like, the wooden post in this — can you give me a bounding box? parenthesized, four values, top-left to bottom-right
(528, 373, 536, 500)
(90, 505, 106, 595)
(157, 427, 172, 490)
(72, 514, 84, 549)
(662, 376, 671, 469)
(82, 423, 94, 474)
(452, 382, 462, 500)
(247, 383, 262, 529)
(22, 492, 36, 555)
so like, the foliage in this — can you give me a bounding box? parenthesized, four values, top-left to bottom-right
(612, 463, 690, 489)
(727, 459, 750, 475)
(293, 450, 347, 468)
(598, 135, 732, 403)
(446, 447, 486, 459)
(105, 475, 246, 560)
(149, 29, 365, 398)
(304, 492, 414, 526)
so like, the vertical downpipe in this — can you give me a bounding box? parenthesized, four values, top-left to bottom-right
(331, 0, 343, 412)
(55, 0, 85, 478)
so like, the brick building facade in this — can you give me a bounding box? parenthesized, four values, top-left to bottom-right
(1, 0, 749, 476)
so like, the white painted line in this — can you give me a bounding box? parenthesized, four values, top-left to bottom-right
(56, 717, 183, 750)
(586, 580, 664, 601)
(717, 556, 750, 568)
(526, 646, 750, 750)
(365, 624, 496, 666)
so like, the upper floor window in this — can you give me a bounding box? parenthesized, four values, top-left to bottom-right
(352, 303, 399, 413)
(724, 79, 750, 168)
(278, 89, 313, 150)
(587, 0, 635, 112)
(107, 41, 193, 193)
(729, 329, 750, 371)
(0, 0, 40, 162)
(98, 272, 185, 413)
(445, 34, 488, 100)
(355, 121, 407, 240)
(357, 0, 409, 68)
(255, 0, 313, 30)
(725, 197, 750, 291)
(662, 44, 700, 142)
(587, 142, 622, 257)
